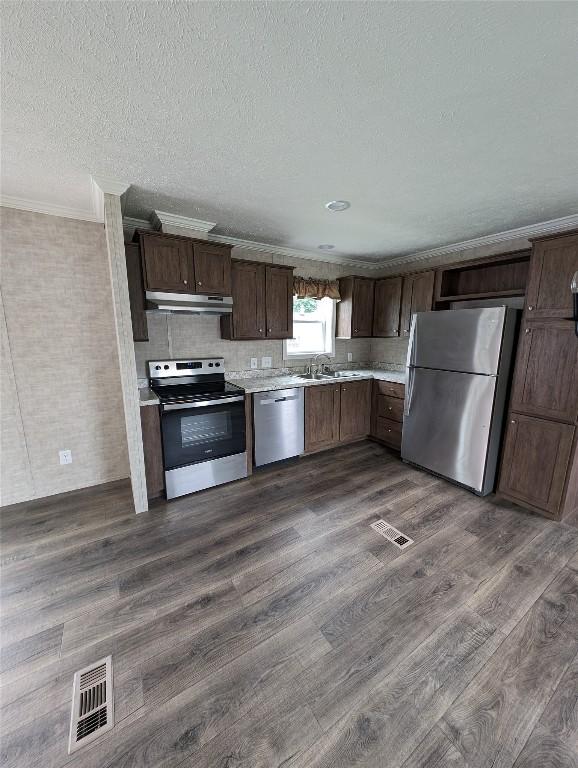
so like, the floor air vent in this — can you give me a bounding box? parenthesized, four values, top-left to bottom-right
(68, 656, 114, 753)
(370, 519, 414, 550)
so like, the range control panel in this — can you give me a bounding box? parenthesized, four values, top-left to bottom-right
(148, 358, 225, 379)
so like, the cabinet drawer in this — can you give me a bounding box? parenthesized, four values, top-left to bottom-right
(377, 395, 404, 423)
(375, 380, 405, 399)
(374, 417, 402, 449)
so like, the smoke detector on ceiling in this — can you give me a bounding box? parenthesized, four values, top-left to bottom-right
(318, 244, 335, 250)
(325, 200, 351, 212)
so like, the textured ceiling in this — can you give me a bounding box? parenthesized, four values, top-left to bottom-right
(2, 1, 578, 261)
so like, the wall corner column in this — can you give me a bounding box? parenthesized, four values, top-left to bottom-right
(95, 178, 148, 513)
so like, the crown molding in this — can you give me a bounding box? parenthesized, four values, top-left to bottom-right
(152, 210, 216, 234)
(205, 231, 380, 268)
(122, 210, 578, 271)
(121, 214, 379, 268)
(123, 216, 152, 234)
(380, 213, 578, 271)
(0, 195, 101, 223)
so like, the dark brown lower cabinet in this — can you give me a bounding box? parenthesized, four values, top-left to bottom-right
(370, 379, 406, 451)
(140, 406, 164, 499)
(498, 413, 577, 520)
(305, 384, 341, 452)
(304, 380, 371, 452)
(339, 380, 372, 441)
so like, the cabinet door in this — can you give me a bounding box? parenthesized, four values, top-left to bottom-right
(230, 261, 266, 339)
(141, 233, 191, 292)
(339, 380, 371, 441)
(498, 414, 575, 517)
(352, 278, 375, 337)
(373, 277, 402, 337)
(526, 233, 578, 319)
(305, 384, 340, 452)
(400, 271, 435, 337)
(265, 266, 293, 338)
(125, 243, 148, 341)
(192, 243, 232, 295)
(510, 320, 578, 423)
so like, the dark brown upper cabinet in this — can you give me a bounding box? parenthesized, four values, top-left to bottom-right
(336, 277, 375, 338)
(399, 271, 435, 337)
(125, 242, 148, 342)
(221, 260, 293, 340)
(509, 320, 578, 424)
(141, 232, 190, 292)
(265, 265, 293, 338)
(373, 276, 402, 337)
(339, 379, 372, 441)
(526, 231, 578, 319)
(498, 414, 575, 519)
(139, 232, 232, 296)
(192, 242, 232, 295)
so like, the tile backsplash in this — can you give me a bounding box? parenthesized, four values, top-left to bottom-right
(134, 312, 407, 379)
(134, 313, 376, 378)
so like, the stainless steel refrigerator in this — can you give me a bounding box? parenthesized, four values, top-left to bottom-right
(401, 306, 518, 495)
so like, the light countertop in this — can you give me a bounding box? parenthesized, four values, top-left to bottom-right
(227, 369, 406, 394)
(139, 387, 160, 407)
(138, 369, 406, 404)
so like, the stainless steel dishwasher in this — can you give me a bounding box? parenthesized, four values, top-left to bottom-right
(253, 387, 304, 466)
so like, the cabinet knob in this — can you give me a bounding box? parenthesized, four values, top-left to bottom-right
(525, 328, 530, 334)
(197, 281, 202, 287)
(259, 328, 263, 333)
(183, 279, 188, 285)
(511, 420, 516, 424)
(388, 406, 392, 410)
(528, 305, 533, 311)
(268, 328, 272, 333)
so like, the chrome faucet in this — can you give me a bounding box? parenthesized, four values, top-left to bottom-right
(312, 354, 332, 375)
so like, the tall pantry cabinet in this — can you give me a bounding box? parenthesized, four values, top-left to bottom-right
(498, 230, 578, 520)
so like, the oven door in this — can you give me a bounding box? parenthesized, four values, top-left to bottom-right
(161, 396, 246, 471)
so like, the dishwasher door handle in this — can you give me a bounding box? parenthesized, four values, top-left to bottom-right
(259, 395, 299, 405)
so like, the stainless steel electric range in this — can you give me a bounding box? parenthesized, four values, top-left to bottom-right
(148, 358, 247, 499)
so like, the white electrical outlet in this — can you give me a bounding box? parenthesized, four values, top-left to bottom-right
(250, 358, 258, 369)
(261, 356, 272, 369)
(347, 352, 353, 362)
(59, 449, 72, 465)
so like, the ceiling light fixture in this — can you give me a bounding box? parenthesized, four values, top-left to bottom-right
(325, 200, 350, 212)
(318, 244, 335, 250)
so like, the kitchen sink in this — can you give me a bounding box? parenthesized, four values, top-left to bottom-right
(297, 371, 363, 381)
(319, 371, 363, 379)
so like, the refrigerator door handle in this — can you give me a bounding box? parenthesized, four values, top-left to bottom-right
(404, 316, 417, 418)
(404, 367, 415, 417)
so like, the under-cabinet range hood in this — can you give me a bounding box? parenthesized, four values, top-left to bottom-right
(146, 291, 233, 315)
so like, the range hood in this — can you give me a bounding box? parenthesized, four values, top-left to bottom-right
(146, 291, 233, 315)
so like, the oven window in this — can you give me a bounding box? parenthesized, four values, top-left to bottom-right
(161, 400, 245, 471)
(180, 412, 231, 448)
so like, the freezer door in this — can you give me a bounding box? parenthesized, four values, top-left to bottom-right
(408, 307, 507, 375)
(402, 367, 497, 493)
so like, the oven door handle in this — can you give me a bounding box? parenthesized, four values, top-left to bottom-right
(162, 395, 245, 412)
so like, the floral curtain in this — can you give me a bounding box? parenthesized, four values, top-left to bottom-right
(293, 276, 341, 300)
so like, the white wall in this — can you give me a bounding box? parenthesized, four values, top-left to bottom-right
(0, 208, 129, 506)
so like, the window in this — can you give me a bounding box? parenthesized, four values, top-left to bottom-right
(283, 296, 336, 359)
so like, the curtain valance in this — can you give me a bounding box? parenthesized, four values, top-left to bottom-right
(293, 276, 341, 300)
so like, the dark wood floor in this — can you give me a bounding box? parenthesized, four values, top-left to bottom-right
(1, 441, 578, 768)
